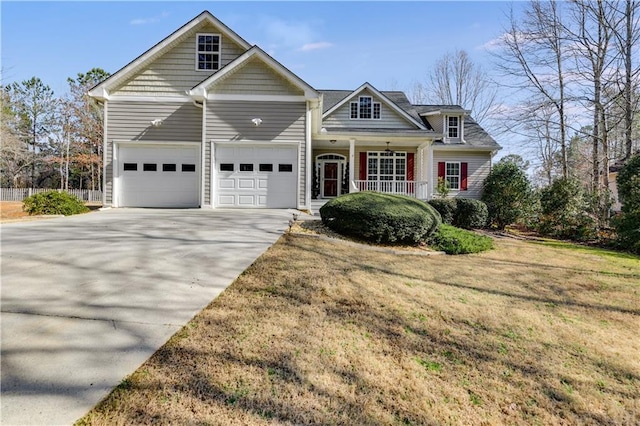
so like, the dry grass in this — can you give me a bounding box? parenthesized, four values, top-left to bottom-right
(78, 233, 640, 425)
(0, 201, 29, 221)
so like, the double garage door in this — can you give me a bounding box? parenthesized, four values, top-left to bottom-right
(118, 144, 298, 208)
(215, 145, 297, 208)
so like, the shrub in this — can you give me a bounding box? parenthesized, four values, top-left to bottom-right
(23, 191, 89, 216)
(453, 198, 488, 229)
(427, 224, 494, 254)
(614, 154, 640, 253)
(482, 162, 534, 229)
(428, 198, 457, 225)
(319, 191, 441, 244)
(538, 177, 597, 241)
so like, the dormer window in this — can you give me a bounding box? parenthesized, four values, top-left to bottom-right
(196, 33, 220, 71)
(350, 96, 381, 119)
(448, 116, 459, 138)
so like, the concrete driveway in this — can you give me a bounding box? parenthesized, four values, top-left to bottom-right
(1, 208, 292, 425)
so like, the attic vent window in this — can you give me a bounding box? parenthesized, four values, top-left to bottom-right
(350, 96, 381, 120)
(196, 33, 220, 71)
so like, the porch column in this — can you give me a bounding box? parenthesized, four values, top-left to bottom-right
(348, 138, 355, 193)
(426, 145, 434, 200)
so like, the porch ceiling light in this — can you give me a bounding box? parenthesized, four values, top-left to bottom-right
(150, 118, 163, 127)
(251, 117, 263, 126)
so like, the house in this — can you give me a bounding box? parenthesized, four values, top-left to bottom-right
(89, 10, 501, 210)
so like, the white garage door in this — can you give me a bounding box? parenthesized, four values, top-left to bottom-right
(119, 145, 199, 208)
(215, 145, 298, 208)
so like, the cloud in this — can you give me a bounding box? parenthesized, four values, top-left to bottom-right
(298, 42, 333, 52)
(260, 16, 330, 53)
(130, 12, 169, 26)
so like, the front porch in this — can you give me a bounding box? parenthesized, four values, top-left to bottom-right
(311, 138, 432, 202)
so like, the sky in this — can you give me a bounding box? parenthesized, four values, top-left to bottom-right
(1, 1, 518, 94)
(1, 1, 524, 157)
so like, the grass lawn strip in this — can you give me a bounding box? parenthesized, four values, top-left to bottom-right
(77, 234, 640, 425)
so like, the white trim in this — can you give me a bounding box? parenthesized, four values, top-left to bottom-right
(444, 161, 461, 191)
(305, 105, 312, 209)
(102, 101, 108, 206)
(431, 145, 497, 152)
(348, 96, 381, 120)
(427, 144, 434, 199)
(108, 95, 193, 103)
(191, 46, 319, 100)
(349, 139, 355, 192)
(88, 11, 251, 99)
(207, 94, 308, 102)
(201, 99, 207, 208)
(323, 82, 426, 129)
(316, 156, 347, 198)
(112, 140, 201, 146)
(211, 140, 300, 147)
(420, 109, 471, 117)
(447, 115, 460, 139)
(366, 150, 408, 182)
(195, 33, 221, 72)
(210, 140, 215, 209)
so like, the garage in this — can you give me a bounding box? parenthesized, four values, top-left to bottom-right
(118, 145, 199, 208)
(215, 145, 298, 208)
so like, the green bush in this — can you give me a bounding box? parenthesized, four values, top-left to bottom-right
(614, 155, 640, 253)
(319, 191, 441, 244)
(453, 198, 488, 229)
(427, 224, 494, 254)
(428, 198, 457, 225)
(428, 198, 488, 229)
(538, 178, 597, 241)
(23, 191, 90, 216)
(482, 162, 534, 229)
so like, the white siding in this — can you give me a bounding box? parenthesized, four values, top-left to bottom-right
(112, 22, 246, 95)
(432, 151, 492, 200)
(323, 89, 416, 129)
(210, 57, 304, 96)
(205, 101, 307, 206)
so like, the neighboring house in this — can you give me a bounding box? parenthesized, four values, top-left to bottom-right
(609, 162, 624, 213)
(89, 10, 501, 209)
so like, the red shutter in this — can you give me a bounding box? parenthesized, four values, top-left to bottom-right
(407, 153, 414, 181)
(461, 162, 468, 191)
(438, 162, 445, 179)
(359, 152, 367, 180)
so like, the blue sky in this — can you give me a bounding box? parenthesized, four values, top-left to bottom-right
(2, 1, 517, 95)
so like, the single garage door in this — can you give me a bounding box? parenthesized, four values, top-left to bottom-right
(119, 145, 199, 208)
(215, 145, 297, 208)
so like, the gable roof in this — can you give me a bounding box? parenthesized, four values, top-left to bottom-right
(320, 83, 427, 130)
(88, 10, 251, 101)
(189, 45, 318, 100)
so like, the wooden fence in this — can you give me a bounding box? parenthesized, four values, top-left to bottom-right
(1, 188, 103, 203)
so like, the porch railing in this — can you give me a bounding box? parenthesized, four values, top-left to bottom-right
(353, 180, 428, 199)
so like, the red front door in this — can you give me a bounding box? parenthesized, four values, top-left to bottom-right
(323, 162, 339, 197)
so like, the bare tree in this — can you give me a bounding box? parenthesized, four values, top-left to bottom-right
(494, 1, 571, 179)
(414, 50, 498, 127)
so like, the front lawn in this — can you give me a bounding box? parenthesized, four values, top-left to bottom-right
(78, 234, 640, 425)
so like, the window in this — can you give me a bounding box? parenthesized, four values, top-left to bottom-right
(239, 163, 254, 172)
(182, 164, 196, 172)
(367, 151, 406, 181)
(446, 162, 460, 190)
(259, 163, 273, 172)
(279, 164, 293, 172)
(123, 163, 137, 171)
(448, 116, 459, 138)
(143, 163, 157, 172)
(196, 33, 220, 71)
(350, 96, 381, 119)
(162, 164, 176, 172)
(219, 163, 234, 172)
